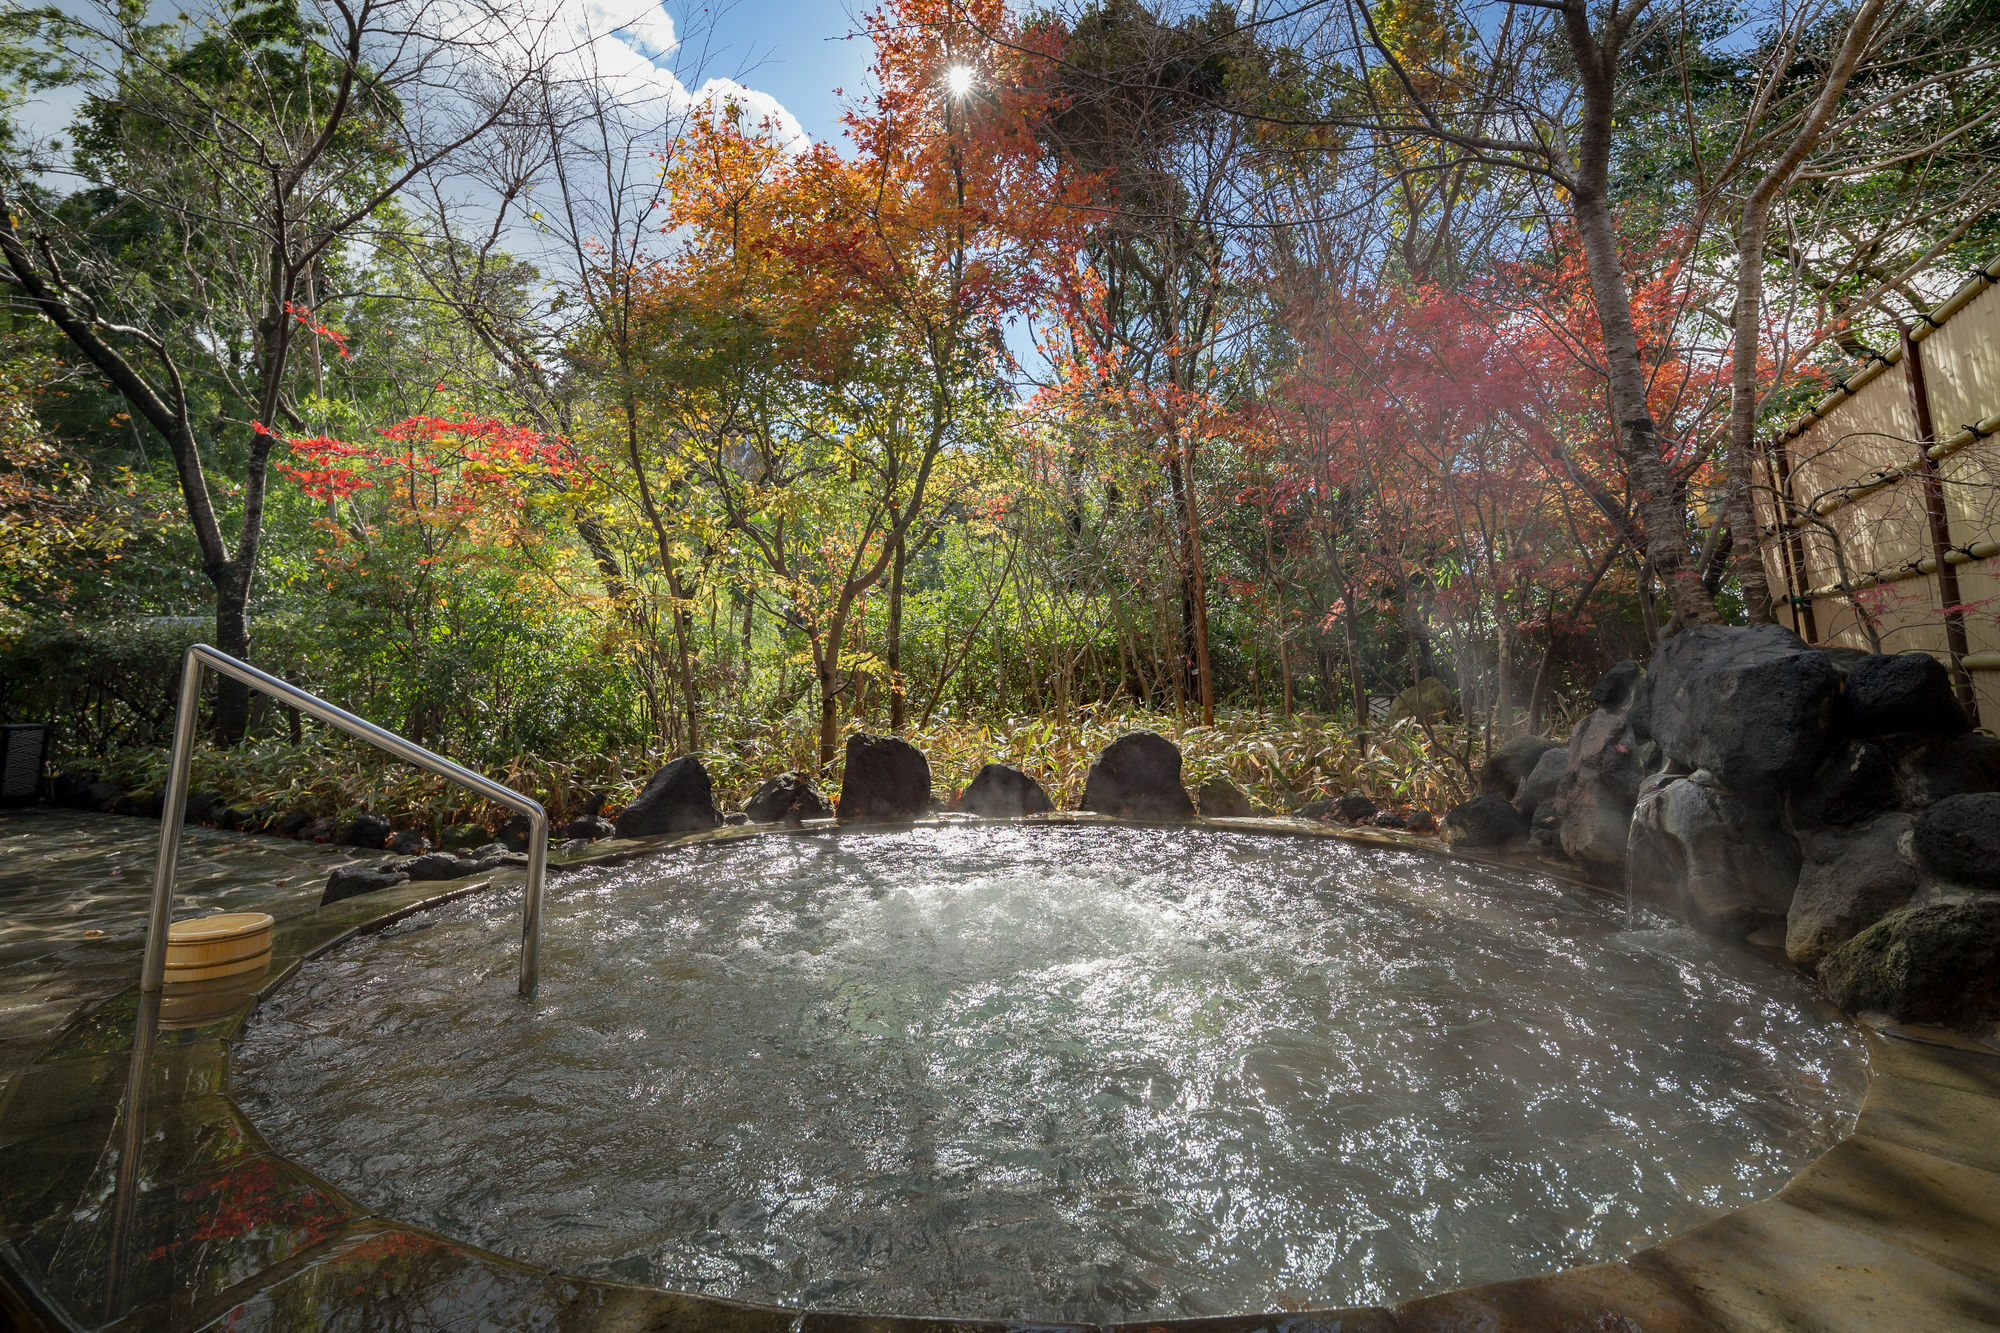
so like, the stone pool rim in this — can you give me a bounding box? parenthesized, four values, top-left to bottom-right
(4, 812, 1999, 1332)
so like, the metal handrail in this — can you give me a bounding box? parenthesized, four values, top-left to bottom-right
(140, 644, 549, 997)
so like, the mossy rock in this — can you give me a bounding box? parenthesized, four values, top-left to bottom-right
(1388, 677, 1455, 723)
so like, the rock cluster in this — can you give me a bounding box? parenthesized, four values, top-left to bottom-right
(1442, 624, 1997, 1029)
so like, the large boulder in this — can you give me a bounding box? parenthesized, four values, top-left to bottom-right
(1513, 746, 1567, 816)
(1480, 737, 1561, 803)
(1388, 677, 1455, 723)
(1335, 793, 1378, 822)
(1554, 707, 1648, 883)
(1786, 739, 1900, 832)
(1592, 660, 1644, 711)
(614, 757, 722, 839)
(1841, 653, 1969, 737)
(1785, 812, 1918, 970)
(835, 735, 931, 823)
(1645, 624, 1839, 787)
(1819, 899, 2000, 1028)
(321, 862, 410, 906)
(1911, 793, 2000, 895)
(1440, 794, 1526, 849)
(1627, 770, 1800, 938)
(745, 771, 832, 824)
(959, 763, 1055, 818)
(1081, 731, 1195, 821)
(1892, 732, 2000, 808)
(1195, 775, 1265, 818)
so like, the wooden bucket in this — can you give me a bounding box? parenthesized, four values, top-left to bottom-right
(164, 912, 274, 984)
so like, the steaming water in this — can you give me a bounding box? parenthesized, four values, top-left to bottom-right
(236, 824, 1864, 1321)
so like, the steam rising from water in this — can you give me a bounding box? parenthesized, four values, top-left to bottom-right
(237, 825, 1863, 1320)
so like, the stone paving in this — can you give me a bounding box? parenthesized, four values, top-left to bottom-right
(2, 811, 1998, 1330)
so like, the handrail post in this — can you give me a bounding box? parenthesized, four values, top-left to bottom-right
(140, 645, 548, 998)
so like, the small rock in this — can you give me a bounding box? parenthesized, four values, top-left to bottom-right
(85, 780, 122, 811)
(960, 763, 1056, 818)
(835, 735, 932, 823)
(321, 863, 410, 906)
(723, 811, 750, 826)
(1080, 732, 1195, 821)
(495, 812, 538, 850)
(1592, 660, 1643, 711)
(1372, 809, 1408, 829)
(1528, 801, 1564, 857)
(1786, 812, 1918, 970)
(1335, 793, 1378, 822)
(1440, 795, 1526, 849)
(440, 823, 489, 850)
(1819, 899, 2000, 1028)
(1912, 793, 2000, 894)
(274, 809, 314, 839)
(403, 852, 482, 881)
(300, 816, 337, 843)
(341, 812, 392, 850)
(1479, 737, 1560, 802)
(386, 829, 432, 856)
(745, 772, 832, 824)
(185, 789, 221, 824)
(1787, 739, 1899, 831)
(1893, 732, 2000, 808)
(1404, 808, 1438, 833)
(215, 806, 252, 831)
(1841, 653, 1969, 737)
(564, 815, 615, 840)
(1294, 798, 1337, 821)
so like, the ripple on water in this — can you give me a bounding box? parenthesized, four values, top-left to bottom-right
(235, 824, 1865, 1322)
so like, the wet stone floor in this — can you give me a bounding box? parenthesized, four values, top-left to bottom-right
(0, 810, 354, 1084)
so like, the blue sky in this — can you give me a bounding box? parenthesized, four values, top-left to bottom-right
(676, 0, 877, 145)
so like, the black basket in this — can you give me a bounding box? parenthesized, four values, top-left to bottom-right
(1, 724, 50, 807)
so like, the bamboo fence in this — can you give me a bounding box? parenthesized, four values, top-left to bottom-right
(1755, 252, 2000, 728)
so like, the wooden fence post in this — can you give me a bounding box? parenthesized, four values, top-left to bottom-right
(1900, 324, 1980, 725)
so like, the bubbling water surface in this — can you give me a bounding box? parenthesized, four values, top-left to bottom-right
(236, 824, 1863, 1321)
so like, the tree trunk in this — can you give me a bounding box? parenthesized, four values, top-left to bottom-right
(213, 569, 253, 742)
(887, 528, 907, 732)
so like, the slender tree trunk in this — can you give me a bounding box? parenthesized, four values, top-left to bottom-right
(887, 527, 907, 732)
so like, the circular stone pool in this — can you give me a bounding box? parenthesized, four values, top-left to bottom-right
(236, 824, 1866, 1322)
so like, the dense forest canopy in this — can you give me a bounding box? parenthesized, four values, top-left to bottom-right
(1, 0, 1996, 816)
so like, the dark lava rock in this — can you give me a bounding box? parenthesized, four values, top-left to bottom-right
(274, 809, 314, 839)
(1405, 808, 1438, 833)
(386, 828, 432, 856)
(1514, 747, 1567, 816)
(1592, 660, 1644, 711)
(1628, 770, 1799, 939)
(401, 852, 483, 882)
(341, 812, 391, 850)
(615, 757, 723, 839)
(1080, 732, 1194, 822)
(960, 763, 1056, 818)
(1646, 624, 1839, 787)
(300, 816, 337, 844)
(1787, 739, 1900, 831)
(1480, 737, 1561, 802)
(1440, 794, 1526, 850)
(1372, 809, 1408, 830)
(85, 780, 122, 811)
(466, 842, 511, 865)
(1554, 707, 1648, 883)
(723, 811, 750, 826)
(495, 812, 539, 850)
(321, 862, 410, 906)
(1294, 798, 1337, 821)
(185, 789, 221, 824)
(1841, 653, 1969, 737)
(745, 772, 832, 824)
(1893, 732, 2000, 808)
(1335, 793, 1378, 822)
(1912, 793, 2000, 893)
(1786, 812, 1918, 971)
(440, 822, 489, 850)
(1528, 801, 1564, 857)
(835, 735, 932, 823)
(564, 815, 615, 840)
(1819, 899, 2000, 1028)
